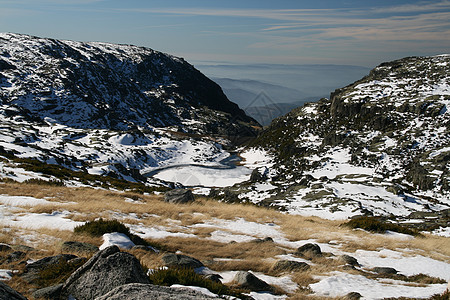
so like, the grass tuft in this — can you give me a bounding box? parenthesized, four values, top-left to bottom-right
(148, 267, 248, 299)
(342, 216, 422, 236)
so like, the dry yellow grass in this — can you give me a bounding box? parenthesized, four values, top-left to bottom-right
(1, 181, 450, 299)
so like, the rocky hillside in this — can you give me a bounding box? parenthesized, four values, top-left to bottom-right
(0, 33, 259, 183)
(0, 33, 256, 135)
(233, 55, 450, 225)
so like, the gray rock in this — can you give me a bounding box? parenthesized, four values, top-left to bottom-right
(338, 255, 360, 267)
(345, 292, 362, 299)
(21, 254, 78, 283)
(161, 253, 204, 269)
(233, 271, 273, 292)
(6, 251, 26, 263)
(0, 281, 27, 300)
(164, 189, 195, 204)
(61, 241, 99, 254)
(0, 243, 12, 252)
(372, 267, 398, 275)
(61, 245, 150, 300)
(13, 245, 35, 252)
(94, 283, 218, 300)
(295, 243, 322, 258)
(32, 284, 63, 299)
(271, 260, 310, 273)
(251, 237, 274, 243)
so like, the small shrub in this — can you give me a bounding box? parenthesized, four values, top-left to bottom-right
(74, 218, 130, 237)
(148, 267, 248, 299)
(73, 218, 156, 248)
(23, 178, 65, 186)
(37, 257, 85, 287)
(342, 216, 422, 236)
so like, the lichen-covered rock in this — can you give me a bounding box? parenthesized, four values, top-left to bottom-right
(61, 245, 150, 300)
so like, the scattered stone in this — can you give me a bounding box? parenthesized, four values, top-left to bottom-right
(338, 255, 360, 267)
(250, 167, 268, 182)
(0, 281, 27, 300)
(203, 273, 223, 283)
(6, 251, 26, 263)
(32, 283, 63, 299)
(161, 253, 204, 269)
(271, 260, 310, 273)
(21, 254, 78, 283)
(61, 241, 99, 254)
(345, 292, 362, 300)
(233, 271, 273, 292)
(295, 243, 322, 258)
(94, 283, 218, 300)
(61, 245, 150, 300)
(251, 237, 274, 243)
(0, 243, 12, 252)
(372, 267, 398, 275)
(13, 245, 35, 252)
(164, 189, 195, 204)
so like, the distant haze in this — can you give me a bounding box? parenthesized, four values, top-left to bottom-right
(196, 63, 371, 124)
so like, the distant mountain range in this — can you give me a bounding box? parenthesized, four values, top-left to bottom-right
(196, 63, 371, 124)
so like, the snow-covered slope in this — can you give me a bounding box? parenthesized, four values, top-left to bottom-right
(0, 33, 259, 184)
(234, 55, 450, 226)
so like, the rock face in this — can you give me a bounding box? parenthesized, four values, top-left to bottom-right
(0, 281, 27, 300)
(236, 54, 450, 221)
(233, 271, 273, 292)
(164, 189, 195, 204)
(61, 245, 150, 300)
(93, 283, 218, 300)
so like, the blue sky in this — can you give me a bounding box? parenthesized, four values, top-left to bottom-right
(1, 0, 449, 66)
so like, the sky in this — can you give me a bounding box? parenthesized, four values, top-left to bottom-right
(0, 0, 449, 67)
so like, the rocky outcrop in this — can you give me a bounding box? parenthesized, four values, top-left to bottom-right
(61, 241, 99, 255)
(61, 245, 150, 300)
(21, 254, 77, 283)
(93, 283, 218, 300)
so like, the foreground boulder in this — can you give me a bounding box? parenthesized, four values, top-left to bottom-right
(94, 283, 218, 300)
(164, 189, 195, 204)
(61, 245, 150, 300)
(233, 271, 273, 292)
(0, 281, 27, 300)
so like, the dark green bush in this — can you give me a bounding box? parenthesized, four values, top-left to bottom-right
(74, 218, 130, 237)
(342, 216, 422, 236)
(23, 178, 65, 186)
(148, 267, 247, 299)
